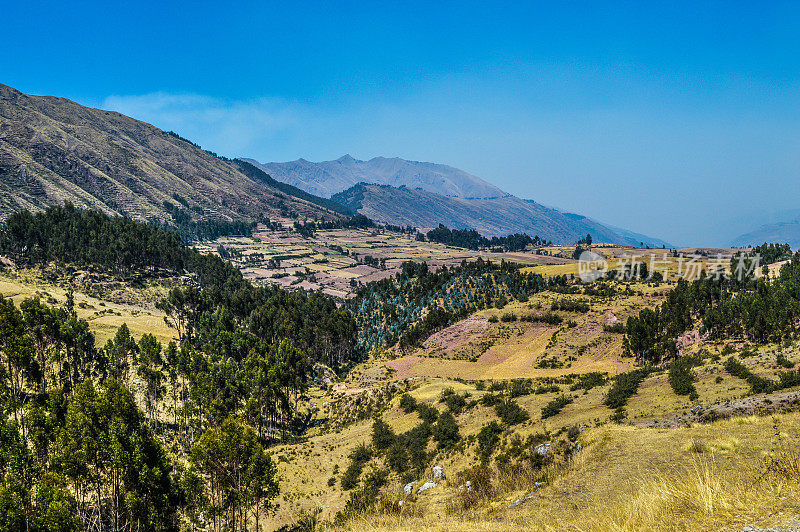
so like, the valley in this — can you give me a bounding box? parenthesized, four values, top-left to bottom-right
(1, 81, 799, 532)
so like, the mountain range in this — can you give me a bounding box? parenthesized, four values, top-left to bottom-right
(241, 155, 507, 199)
(247, 155, 672, 246)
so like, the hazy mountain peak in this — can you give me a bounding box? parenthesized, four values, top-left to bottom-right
(244, 155, 508, 200)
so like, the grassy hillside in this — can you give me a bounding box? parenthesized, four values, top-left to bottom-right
(0, 83, 343, 223)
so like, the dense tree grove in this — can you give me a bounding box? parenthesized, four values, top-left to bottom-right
(624, 250, 800, 363)
(424, 224, 548, 251)
(748, 242, 792, 265)
(1, 205, 187, 275)
(349, 258, 555, 352)
(0, 206, 365, 530)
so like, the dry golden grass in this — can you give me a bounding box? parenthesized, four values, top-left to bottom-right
(0, 271, 175, 345)
(339, 413, 800, 532)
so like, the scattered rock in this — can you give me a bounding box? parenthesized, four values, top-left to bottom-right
(404, 481, 418, 496)
(432, 465, 446, 480)
(534, 443, 550, 456)
(418, 480, 436, 493)
(508, 492, 538, 508)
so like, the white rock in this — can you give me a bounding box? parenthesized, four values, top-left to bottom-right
(534, 443, 551, 456)
(432, 465, 446, 480)
(404, 481, 417, 496)
(418, 480, 437, 493)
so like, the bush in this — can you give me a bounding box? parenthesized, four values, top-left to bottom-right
(432, 411, 460, 448)
(477, 422, 503, 462)
(399, 393, 417, 413)
(495, 399, 530, 426)
(668, 356, 699, 400)
(569, 372, 606, 391)
(480, 392, 501, 406)
(551, 299, 590, 313)
(372, 418, 396, 451)
(456, 465, 494, 510)
(500, 312, 517, 322)
(509, 379, 532, 398)
(604, 368, 652, 409)
(445, 393, 467, 414)
(439, 387, 455, 402)
(416, 403, 439, 424)
(777, 354, 795, 369)
(385, 440, 410, 473)
(723, 357, 774, 394)
(604, 322, 626, 333)
(541, 395, 573, 419)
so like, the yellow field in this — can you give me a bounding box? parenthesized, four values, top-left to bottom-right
(0, 269, 176, 345)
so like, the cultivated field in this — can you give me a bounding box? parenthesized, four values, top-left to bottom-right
(197, 227, 573, 298)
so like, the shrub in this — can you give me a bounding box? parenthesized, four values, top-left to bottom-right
(777, 354, 795, 369)
(445, 393, 467, 414)
(385, 440, 410, 473)
(416, 403, 439, 423)
(500, 312, 517, 322)
(534, 384, 561, 394)
(509, 379, 532, 398)
(569, 372, 606, 391)
(669, 356, 699, 400)
(723, 357, 774, 394)
(604, 322, 626, 333)
(488, 315, 499, 323)
(541, 395, 573, 419)
(372, 418, 396, 451)
(456, 465, 494, 510)
(477, 422, 503, 462)
(495, 399, 530, 425)
(439, 387, 455, 402)
(341, 443, 373, 490)
(432, 411, 460, 448)
(480, 392, 501, 406)
(399, 393, 417, 413)
(551, 299, 590, 313)
(604, 368, 652, 409)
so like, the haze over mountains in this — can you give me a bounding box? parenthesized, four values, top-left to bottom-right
(247, 155, 672, 246)
(1, 81, 791, 249)
(242, 155, 507, 199)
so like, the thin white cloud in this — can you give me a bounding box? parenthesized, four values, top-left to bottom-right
(102, 92, 305, 157)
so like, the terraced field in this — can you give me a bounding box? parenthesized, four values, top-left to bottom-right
(198, 227, 573, 298)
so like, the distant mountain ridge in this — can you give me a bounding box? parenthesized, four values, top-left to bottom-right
(0, 83, 344, 223)
(250, 154, 669, 246)
(732, 216, 800, 248)
(242, 155, 507, 199)
(333, 183, 671, 246)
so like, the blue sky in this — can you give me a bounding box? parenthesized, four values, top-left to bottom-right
(4, 1, 800, 245)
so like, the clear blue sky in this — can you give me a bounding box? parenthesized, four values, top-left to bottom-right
(4, 1, 800, 245)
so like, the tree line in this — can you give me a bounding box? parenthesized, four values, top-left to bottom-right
(422, 223, 550, 251)
(624, 248, 800, 364)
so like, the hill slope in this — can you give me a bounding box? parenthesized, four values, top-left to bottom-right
(242, 154, 507, 199)
(333, 183, 670, 245)
(731, 215, 800, 248)
(0, 83, 344, 222)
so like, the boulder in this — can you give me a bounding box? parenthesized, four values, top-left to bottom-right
(418, 480, 436, 493)
(534, 443, 550, 456)
(432, 465, 446, 480)
(404, 481, 417, 496)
